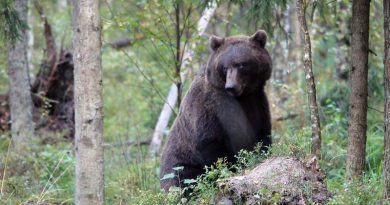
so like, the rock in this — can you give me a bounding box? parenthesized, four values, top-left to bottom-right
(216, 157, 331, 204)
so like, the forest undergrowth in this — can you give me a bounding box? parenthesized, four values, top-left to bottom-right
(0, 0, 387, 204)
(0, 87, 386, 204)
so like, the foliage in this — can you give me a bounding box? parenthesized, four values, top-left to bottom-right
(0, 0, 387, 204)
(0, 0, 28, 43)
(189, 158, 233, 203)
(229, 0, 289, 36)
(0, 135, 74, 204)
(234, 143, 267, 170)
(328, 176, 386, 205)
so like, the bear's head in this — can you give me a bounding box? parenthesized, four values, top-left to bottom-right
(206, 30, 272, 97)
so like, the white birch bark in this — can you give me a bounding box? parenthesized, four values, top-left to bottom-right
(72, 0, 104, 204)
(8, 0, 34, 152)
(148, 1, 217, 157)
(27, 0, 34, 82)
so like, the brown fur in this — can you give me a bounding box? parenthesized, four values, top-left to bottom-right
(160, 30, 272, 192)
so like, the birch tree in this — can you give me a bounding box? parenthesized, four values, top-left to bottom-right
(296, 0, 322, 159)
(7, 0, 34, 152)
(72, 0, 104, 204)
(384, 0, 390, 199)
(346, 0, 370, 178)
(148, 1, 217, 157)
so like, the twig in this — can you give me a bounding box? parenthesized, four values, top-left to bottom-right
(103, 139, 151, 148)
(368, 106, 384, 114)
(38, 151, 68, 202)
(0, 139, 12, 196)
(276, 113, 299, 121)
(37, 162, 72, 203)
(32, 92, 60, 104)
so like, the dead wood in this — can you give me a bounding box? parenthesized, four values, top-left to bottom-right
(0, 4, 74, 140)
(32, 1, 58, 98)
(108, 38, 133, 49)
(0, 94, 9, 131)
(216, 157, 331, 205)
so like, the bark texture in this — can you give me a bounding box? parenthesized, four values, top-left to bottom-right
(72, 0, 104, 204)
(346, 0, 370, 178)
(296, 0, 322, 158)
(384, 0, 390, 200)
(216, 157, 331, 204)
(7, 0, 34, 152)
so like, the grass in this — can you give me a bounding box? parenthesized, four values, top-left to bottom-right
(0, 73, 386, 204)
(0, 100, 386, 204)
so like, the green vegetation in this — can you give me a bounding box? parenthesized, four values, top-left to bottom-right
(0, 0, 387, 204)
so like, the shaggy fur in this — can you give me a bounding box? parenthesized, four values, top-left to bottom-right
(160, 30, 272, 192)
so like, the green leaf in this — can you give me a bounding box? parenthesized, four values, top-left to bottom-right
(168, 186, 182, 192)
(183, 179, 197, 184)
(161, 173, 175, 180)
(172, 166, 184, 171)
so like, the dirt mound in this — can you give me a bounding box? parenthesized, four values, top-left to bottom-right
(217, 157, 331, 205)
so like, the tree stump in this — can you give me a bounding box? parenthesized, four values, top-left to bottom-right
(216, 157, 331, 205)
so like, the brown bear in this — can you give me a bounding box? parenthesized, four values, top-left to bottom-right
(160, 30, 272, 192)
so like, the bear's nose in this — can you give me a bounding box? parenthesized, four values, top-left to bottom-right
(225, 86, 237, 93)
(225, 82, 243, 96)
(225, 84, 241, 96)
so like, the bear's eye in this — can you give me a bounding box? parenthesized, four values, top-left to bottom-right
(219, 65, 228, 74)
(239, 62, 251, 73)
(240, 62, 249, 67)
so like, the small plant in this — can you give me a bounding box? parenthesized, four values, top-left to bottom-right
(327, 176, 385, 205)
(160, 165, 190, 195)
(189, 158, 234, 204)
(234, 143, 268, 171)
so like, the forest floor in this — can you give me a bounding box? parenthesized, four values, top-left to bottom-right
(0, 96, 386, 204)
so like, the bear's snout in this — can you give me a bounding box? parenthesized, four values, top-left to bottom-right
(225, 83, 243, 96)
(225, 69, 243, 96)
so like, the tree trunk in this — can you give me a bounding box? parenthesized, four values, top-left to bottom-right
(384, 0, 390, 200)
(148, 1, 217, 157)
(27, 0, 34, 82)
(7, 0, 34, 152)
(296, 0, 322, 159)
(174, 1, 182, 108)
(72, 0, 104, 204)
(335, 1, 351, 80)
(346, 0, 370, 178)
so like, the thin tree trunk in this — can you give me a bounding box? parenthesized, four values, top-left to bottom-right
(72, 0, 104, 204)
(8, 0, 34, 152)
(148, 1, 217, 157)
(296, 0, 322, 159)
(174, 1, 182, 108)
(346, 0, 370, 178)
(27, 0, 34, 83)
(335, 1, 350, 80)
(384, 0, 390, 200)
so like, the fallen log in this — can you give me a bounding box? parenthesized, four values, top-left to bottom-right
(216, 157, 331, 205)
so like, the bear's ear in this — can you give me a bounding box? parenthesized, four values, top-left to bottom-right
(209, 35, 224, 51)
(250, 30, 267, 48)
